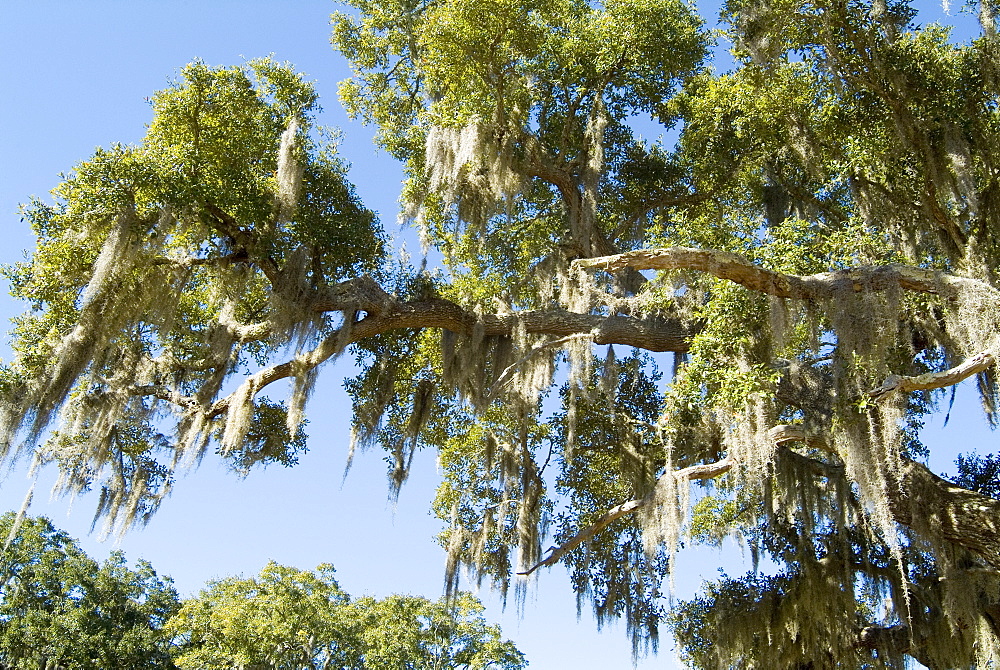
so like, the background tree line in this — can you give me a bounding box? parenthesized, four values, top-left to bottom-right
(0, 513, 525, 670)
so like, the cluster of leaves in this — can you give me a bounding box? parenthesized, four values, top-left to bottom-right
(0, 512, 526, 670)
(0, 513, 179, 669)
(336, 0, 709, 270)
(951, 451, 1000, 498)
(168, 563, 525, 670)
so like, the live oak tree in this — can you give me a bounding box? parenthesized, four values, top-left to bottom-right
(166, 563, 526, 670)
(4, 0, 1000, 667)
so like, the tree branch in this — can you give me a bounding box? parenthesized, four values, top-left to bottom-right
(768, 424, 833, 452)
(893, 459, 1000, 570)
(857, 624, 935, 668)
(868, 351, 996, 400)
(520, 420, 1000, 577)
(518, 457, 734, 576)
(575, 246, 995, 301)
(207, 323, 350, 419)
(150, 250, 249, 268)
(202, 302, 692, 421)
(770, 425, 1000, 571)
(130, 385, 201, 411)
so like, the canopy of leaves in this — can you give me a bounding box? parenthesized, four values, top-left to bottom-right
(338, 0, 1000, 664)
(0, 515, 525, 670)
(166, 562, 526, 670)
(0, 512, 180, 669)
(1, 58, 382, 534)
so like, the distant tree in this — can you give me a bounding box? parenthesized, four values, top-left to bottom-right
(0, 513, 179, 669)
(346, 592, 526, 670)
(165, 562, 526, 670)
(952, 452, 1000, 498)
(166, 562, 355, 670)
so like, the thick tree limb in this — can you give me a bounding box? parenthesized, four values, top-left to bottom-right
(132, 293, 690, 420)
(868, 351, 996, 400)
(520, 421, 1000, 577)
(893, 459, 1000, 570)
(309, 274, 692, 351)
(192, 244, 1000, 426)
(200, 302, 691, 420)
(771, 425, 1000, 571)
(150, 250, 249, 268)
(768, 424, 831, 452)
(575, 246, 994, 301)
(857, 624, 935, 668)
(312, 274, 397, 315)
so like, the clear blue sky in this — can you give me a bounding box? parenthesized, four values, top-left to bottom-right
(0, 2, 989, 669)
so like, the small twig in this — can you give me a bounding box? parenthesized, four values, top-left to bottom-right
(484, 333, 593, 404)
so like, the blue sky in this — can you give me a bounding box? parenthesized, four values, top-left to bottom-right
(0, 2, 991, 668)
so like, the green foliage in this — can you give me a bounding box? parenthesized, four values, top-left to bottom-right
(347, 592, 526, 669)
(331, 1, 1000, 665)
(335, 0, 708, 274)
(2, 58, 384, 533)
(952, 452, 1000, 498)
(7, 1, 1000, 668)
(0, 513, 180, 669)
(0, 515, 526, 670)
(219, 398, 310, 476)
(166, 562, 354, 670)
(166, 562, 526, 670)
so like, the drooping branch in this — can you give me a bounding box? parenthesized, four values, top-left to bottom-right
(575, 247, 995, 301)
(207, 325, 350, 420)
(518, 425, 847, 577)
